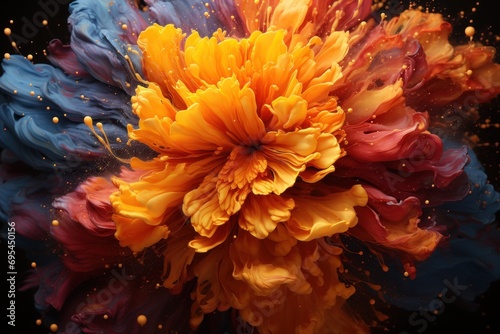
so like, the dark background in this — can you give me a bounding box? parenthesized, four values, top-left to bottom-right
(1, 0, 498, 333)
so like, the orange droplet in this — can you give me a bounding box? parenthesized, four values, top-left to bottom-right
(50, 324, 58, 332)
(465, 26, 475, 38)
(137, 315, 147, 326)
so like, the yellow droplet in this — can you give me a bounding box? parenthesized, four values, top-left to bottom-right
(35, 319, 42, 326)
(31, 262, 37, 268)
(137, 315, 147, 326)
(103, 314, 109, 320)
(4, 53, 10, 60)
(121, 24, 128, 30)
(52, 219, 59, 226)
(403, 271, 409, 277)
(424, 200, 430, 205)
(465, 26, 475, 38)
(27, 54, 33, 60)
(42, 20, 48, 26)
(4, 27, 11, 36)
(52, 117, 59, 124)
(84, 116, 93, 127)
(50, 324, 58, 332)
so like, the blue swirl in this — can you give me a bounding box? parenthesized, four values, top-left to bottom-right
(0, 55, 134, 171)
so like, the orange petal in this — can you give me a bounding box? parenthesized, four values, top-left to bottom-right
(287, 185, 368, 241)
(238, 194, 295, 238)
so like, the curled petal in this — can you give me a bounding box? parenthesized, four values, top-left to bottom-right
(238, 194, 295, 238)
(351, 187, 443, 276)
(231, 226, 310, 296)
(287, 184, 368, 241)
(52, 174, 134, 272)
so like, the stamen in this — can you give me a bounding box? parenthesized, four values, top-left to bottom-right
(124, 53, 149, 85)
(84, 116, 130, 163)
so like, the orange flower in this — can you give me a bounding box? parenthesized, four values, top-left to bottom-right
(108, 20, 368, 333)
(111, 24, 367, 252)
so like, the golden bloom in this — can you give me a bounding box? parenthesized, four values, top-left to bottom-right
(111, 24, 367, 252)
(107, 20, 368, 333)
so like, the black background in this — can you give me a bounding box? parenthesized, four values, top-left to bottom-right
(1, 0, 498, 333)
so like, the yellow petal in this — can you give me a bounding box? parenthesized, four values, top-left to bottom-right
(287, 185, 368, 241)
(238, 194, 295, 239)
